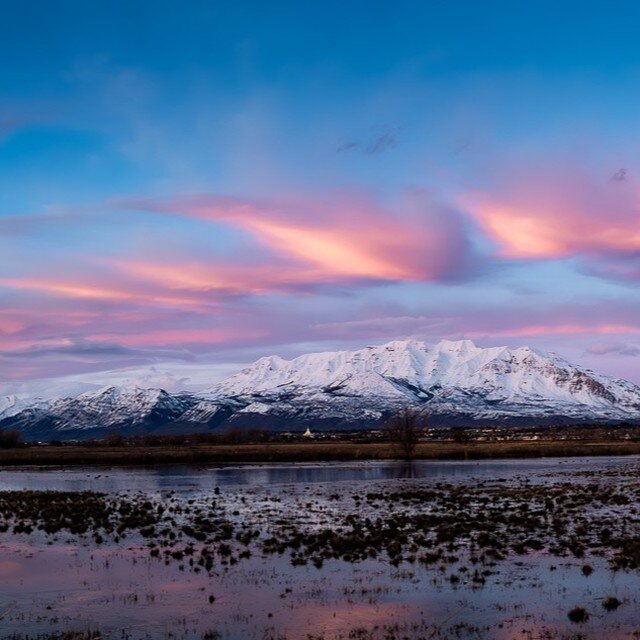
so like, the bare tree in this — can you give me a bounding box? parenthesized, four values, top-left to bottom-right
(451, 428, 471, 444)
(385, 408, 425, 460)
(103, 432, 125, 447)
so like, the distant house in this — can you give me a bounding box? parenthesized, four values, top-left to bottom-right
(303, 427, 313, 438)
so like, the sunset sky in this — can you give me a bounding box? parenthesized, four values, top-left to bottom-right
(3, 0, 640, 387)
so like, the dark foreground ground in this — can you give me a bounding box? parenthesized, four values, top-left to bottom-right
(2, 438, 640, 466)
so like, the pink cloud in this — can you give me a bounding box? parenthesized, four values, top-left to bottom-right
(87, 327, 267, 347)
(110, 258, 338, 295)
(123, 189, 475, 284)
(7, 177, 640, 383)
(0, 276, 216, 309)
(466, 322, 640, 338)
(464, 164, 640, 260)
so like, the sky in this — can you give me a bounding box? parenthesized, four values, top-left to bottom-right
(3, 0, 640, 389)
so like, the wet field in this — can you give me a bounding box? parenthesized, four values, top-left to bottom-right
(0, 457, 639, 640)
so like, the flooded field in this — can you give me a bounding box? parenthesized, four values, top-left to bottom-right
(0, 457, 639, 640)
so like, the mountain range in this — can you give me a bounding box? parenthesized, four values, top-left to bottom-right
(2, 339, 640, 440)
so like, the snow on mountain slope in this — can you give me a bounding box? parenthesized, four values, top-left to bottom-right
(2, 386, 196, 434)
(208, 339, 640, 422)
(3, 339, 640, 437)
(0, 395, 49, 420)
(51, 386, 192, 429)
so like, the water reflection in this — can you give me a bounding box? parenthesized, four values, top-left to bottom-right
(0, 457, 639, 638)
(0, 455, 637, 494)
(393, 461, 419, 479)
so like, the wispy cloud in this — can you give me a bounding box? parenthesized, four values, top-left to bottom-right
(586, 342, 640, 357)
(336, 127, 398, 155)
(122, 189, 478, 285)
(7, 160, 640, 383)
(0, 276, 210, 308)
(0, 338, 196, 361)
(465, 163, 640, 265)
(610, 168, 628, 182)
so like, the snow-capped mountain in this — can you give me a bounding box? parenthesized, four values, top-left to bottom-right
(0, 385, 228, 439)
(206, 339, 640, 427)
(0, 394, 47, 420)
(2, 339, 640, 439)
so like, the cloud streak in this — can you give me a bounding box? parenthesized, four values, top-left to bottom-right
(124, 189, 478, 286)
(586, 342, 640, 357)
(0, 338, 196, 361)
(465, 164, 640, 262)
(6, 161, 640, 382)
(336, 127, 398, 155)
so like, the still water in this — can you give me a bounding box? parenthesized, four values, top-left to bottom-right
(0, 456, 634, 492)
(0, 457, 638, 640)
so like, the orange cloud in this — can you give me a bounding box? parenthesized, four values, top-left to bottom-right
(464, 166, 640, 259)
(125, 190, 475, 284)
(470, 201, 640, 259)
(0, 277, 209, 308)
(111, 259, 308, 294)
(111, 255, 399, 297)
(234, 216, 414, 280)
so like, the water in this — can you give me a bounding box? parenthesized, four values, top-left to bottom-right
(0, 457, 638, 639)
(0, 455, 635, 493)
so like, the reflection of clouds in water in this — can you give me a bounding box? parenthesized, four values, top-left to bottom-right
(286, 600, 422, 636)
(1, 460, 640, 637)
(0, 560, 22, 577)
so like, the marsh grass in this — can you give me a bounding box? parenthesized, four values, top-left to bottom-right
(2, 440, 640, 466)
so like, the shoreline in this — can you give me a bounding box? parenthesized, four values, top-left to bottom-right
(0, 439, 639, 467)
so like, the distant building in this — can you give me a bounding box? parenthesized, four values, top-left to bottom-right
(303, 427, 313, 438)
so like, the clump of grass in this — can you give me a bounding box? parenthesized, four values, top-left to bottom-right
(602, 596, 621, 611)
(567, 606, 589, 623)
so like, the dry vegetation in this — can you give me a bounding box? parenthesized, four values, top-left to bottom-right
(2, 468, 640, 574)
(0, 439, 640, 466)
(1, 459, 640, 640)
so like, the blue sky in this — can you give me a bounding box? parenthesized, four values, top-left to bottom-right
(3, 0, 640, 384)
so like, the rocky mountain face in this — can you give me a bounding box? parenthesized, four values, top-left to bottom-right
(3, 339, 640, 439)
(0, 387, 230, 440)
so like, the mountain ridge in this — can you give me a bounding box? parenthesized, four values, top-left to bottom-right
(3, 339, 640, 439)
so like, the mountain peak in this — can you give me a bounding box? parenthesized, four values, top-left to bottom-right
(206, 337, 640, 425)
(434, 339, 479, 353)
(374, 338, 429, 351)
(4, 337, 640, 437)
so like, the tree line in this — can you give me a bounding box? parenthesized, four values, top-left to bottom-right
(0, 408, 431, 456)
